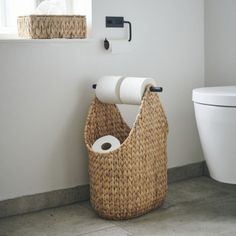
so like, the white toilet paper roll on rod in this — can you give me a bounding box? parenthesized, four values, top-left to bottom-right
(119, 77, 157, 105)
(93, 76, 162, 105)
(95, 76, 124, 104)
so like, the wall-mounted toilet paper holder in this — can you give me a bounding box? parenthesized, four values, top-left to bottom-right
(104, 16, 132, 50)
(92, 84, 163, 92)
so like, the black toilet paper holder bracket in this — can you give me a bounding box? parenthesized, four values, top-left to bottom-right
(104, 16, 132, 50)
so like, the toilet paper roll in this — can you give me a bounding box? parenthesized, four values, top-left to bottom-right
(120, 77, 156, 105)
(92, 135, 121, 153)
(95, 76, 124, 104)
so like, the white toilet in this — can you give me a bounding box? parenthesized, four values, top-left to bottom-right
(193, 86, 236, 184)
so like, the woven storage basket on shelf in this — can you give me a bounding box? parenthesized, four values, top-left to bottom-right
(17, 15, 86, 39)
(84, 87, 168, 220)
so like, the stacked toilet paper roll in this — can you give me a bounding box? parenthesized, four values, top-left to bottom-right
(92, 135, 120, 153)
(95, 76, 124, 104)
(95, 76, 156, 105)
(120, 77, 156, 105)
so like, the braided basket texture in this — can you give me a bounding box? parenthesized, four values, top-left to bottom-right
(17, 15, 86, 39)
(84, 88, 168, 220)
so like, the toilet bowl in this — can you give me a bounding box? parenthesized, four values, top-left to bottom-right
(193, 86, 236, 184)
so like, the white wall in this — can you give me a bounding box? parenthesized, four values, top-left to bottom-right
(0, 0, 204, 201)
(205, 0, 236, 86)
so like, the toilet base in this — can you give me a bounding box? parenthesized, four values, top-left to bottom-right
(194, 103, 236, 184)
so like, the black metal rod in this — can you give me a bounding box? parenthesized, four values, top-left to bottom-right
(92, 84, 163, 92)
(150, 86, 163, 92)
(123, 21, 132, 42)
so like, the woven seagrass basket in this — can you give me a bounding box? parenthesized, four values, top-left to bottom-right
(17, 15, 86, 39)
(84, 87, 168, 220)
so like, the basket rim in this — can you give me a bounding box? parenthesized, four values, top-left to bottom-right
(18, 15, 86, 18)
(85, 85, 167, 156)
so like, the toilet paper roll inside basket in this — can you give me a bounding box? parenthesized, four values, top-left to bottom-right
(92, 135, 121, 153)
(120, 77, 156, 105)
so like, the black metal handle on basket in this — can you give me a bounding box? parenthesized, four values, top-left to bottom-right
(92, 84, 163, 92)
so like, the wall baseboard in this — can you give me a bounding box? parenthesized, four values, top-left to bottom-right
(0, 161, 206, 218)
(168, 161, 205, 183)
(0, 185, 89, 219)
(203, 161, 210, 177)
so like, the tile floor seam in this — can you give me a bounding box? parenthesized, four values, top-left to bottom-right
(114, 224, 134, 236)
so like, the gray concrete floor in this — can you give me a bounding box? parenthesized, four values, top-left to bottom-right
(1, 177, 236, 236)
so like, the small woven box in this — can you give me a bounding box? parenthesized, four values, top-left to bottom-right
(84, 87, 169, 220)
(17, 15, 86, 39)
